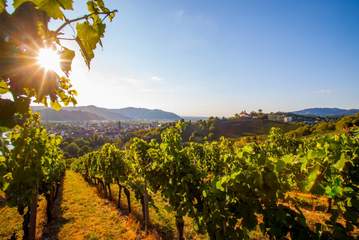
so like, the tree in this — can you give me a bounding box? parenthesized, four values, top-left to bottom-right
(63, 142, 81, 158)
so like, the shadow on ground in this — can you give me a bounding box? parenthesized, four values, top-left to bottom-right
(91, 183, 176, 240)
(41, 176, 73, 240)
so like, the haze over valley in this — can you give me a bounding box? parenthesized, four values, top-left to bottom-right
(32, 105, 359, 122)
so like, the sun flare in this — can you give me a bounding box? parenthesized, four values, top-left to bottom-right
(37, 48, 60, 72)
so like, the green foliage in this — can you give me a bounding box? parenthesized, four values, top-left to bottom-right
(76, 22, 100, 67)
(0, 80, 9, 94)
(72, 123, 359, 239)
(0, 111, 65, 239)
(313, 121, 335, 133)
(71, 142, 130, 188)
(1, 112, 64, 203)
(0, 0, 5, 13)
(63, 142, 81, 158)
(336, 114, 359, 130)
(13, 0, 74, 19)
(287, 124, 313, 138)
(61, 134, 112, 158)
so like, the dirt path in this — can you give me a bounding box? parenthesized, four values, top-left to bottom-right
(43, 171, 158, 240)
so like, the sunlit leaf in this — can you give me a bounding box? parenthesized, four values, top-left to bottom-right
(202, 190, 207, 198)
(333, 153, 348, 171)
(215, 180, 225, 191)
(37, 0, 64, 19)
(0, 80, 9, 94)
(305, 165, 321, 192)
(13, 0, 36, 8)
(87, 1, 95, 13)
(50, 100, 62, 111)
(76, 22, 101, 68)
(60, 47, 75, 75)
(0, 0, 5, 13)
(57, 0, 73, 10)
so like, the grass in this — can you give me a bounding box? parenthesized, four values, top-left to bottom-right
(0, 192, 23, 239)
(286, 191, 329, 211)
(109, 184, 208, 240)
(109, 186, 359, 239)
(285, 192, 359, 236)
(43, 170, 159, 240)
(0, 192, 47, 240)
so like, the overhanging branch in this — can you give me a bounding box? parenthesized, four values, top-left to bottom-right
(55, 10, 118, 34)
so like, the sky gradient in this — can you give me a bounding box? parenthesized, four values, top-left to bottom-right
(63, 0, 359, 117)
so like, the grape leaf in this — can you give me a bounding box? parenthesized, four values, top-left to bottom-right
(0, 80, 9, 94)
(0, 0, 5, 13)
(57, 0, 73, 10)
(50, 100, 62, 111)
(13, 0, 36, 8)
(37, 0, 64, 19)
(76, 22, 101, 68)
(305, 165, 321, 192)
(13, 0, 72, 13)
(215, 180, 225, 191)
(60, 47, 75, 75)
(202, 190, 207, 198)
(87, 1, 96, 13)
(333, 153, 348, 171)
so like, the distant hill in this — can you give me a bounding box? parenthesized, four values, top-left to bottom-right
(213, 118, 296, 138)
(63, 105, 131, 121)
(32, 105, 181, 122)
(111, 107, 181, 121)
(180, 118, 297, 141)
(292, 108, 359, 117)
(38, 109, 106, 122)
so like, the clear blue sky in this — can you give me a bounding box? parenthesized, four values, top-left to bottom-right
(66, 0, 359, 117)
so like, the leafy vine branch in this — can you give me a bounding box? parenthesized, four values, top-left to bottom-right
(55, 10, 118, 34)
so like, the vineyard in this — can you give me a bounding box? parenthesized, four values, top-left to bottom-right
(67, 122, 359, 240)
(0, 114, 65, 239)
(1, 117, 358, 239)
(1, 0, 358, 239)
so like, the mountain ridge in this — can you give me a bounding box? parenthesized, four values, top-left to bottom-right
(32, 106, 359, 122)
(32, 105, 181, 122)
(291, 107, 359, 117)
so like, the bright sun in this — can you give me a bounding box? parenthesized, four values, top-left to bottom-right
(37, 48, 60, 72)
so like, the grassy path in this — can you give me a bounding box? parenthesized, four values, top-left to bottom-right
(0, 194, 23, 239)
(44, 171, 158, 240)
